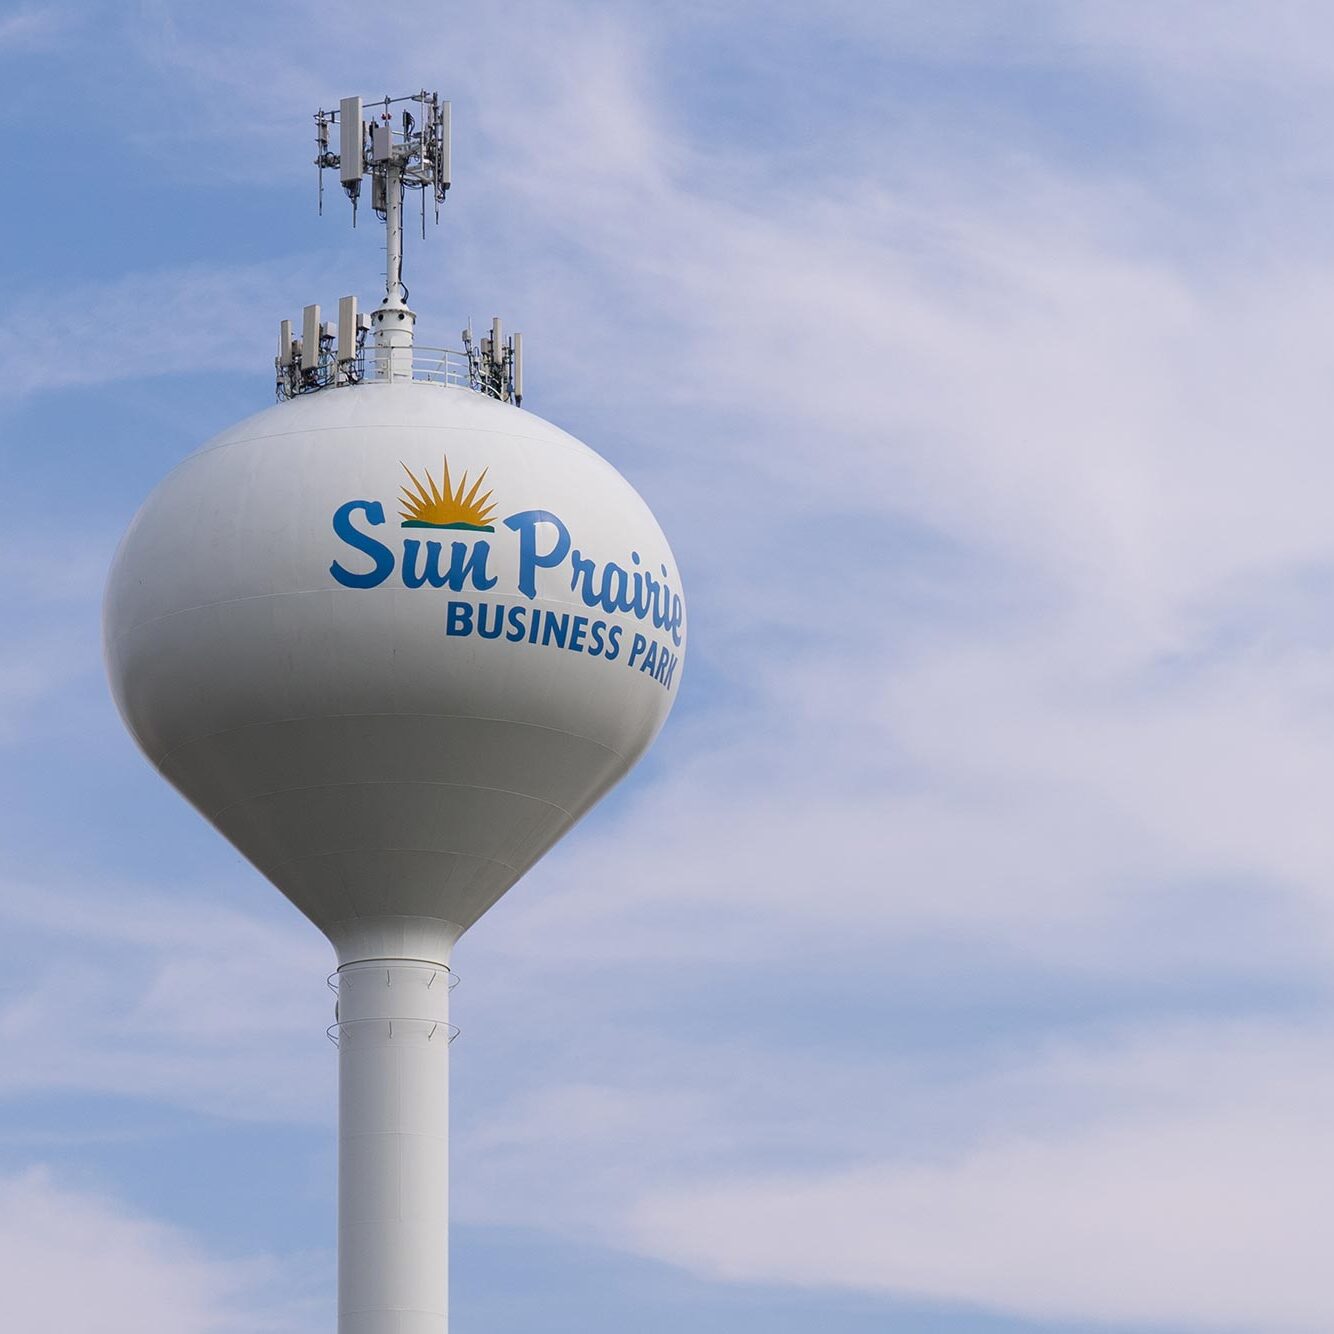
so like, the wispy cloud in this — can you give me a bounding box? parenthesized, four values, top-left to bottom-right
(457, 1017, 1334, 1331)
(11, 4, 1334, 1331)
(0, 6, 68, 53)
(0, 880, 332, 1123)
(0, 531, 115, 743)
(0, 260, 330, 399)
(0, 1167, 324, 1333)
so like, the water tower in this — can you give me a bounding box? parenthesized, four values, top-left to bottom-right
(103, 90, 685, 1333)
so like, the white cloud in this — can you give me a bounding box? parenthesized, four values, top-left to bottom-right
(0, 881, 333, 1123)
(0, 627, 90, 743)
(0, 6, 66, 52)
(628, 1107, 1330, 1332)
(0, 531, 118, 742)
(456, 1018, 1334, 1332)
(0, 1167, 321, 1333)
(408, 13, 1334, 995)
(763, 0, 1334, 92)
(0, 260, 331, 398)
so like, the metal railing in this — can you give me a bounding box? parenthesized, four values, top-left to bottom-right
(277, 344, 479, 400)
(365, 343, 473, 388)
(324, 965, 461, 1047)
(276, 319, 522, 406)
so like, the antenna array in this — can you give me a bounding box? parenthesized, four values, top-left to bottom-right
(315, 92, 451, 238)
(275, 90, 526, 406)
(463, 318, 524, 406)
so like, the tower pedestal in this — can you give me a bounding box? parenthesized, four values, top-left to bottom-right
(335, 958, 455, 1334)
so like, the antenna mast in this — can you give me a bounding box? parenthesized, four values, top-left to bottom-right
(314, 91, 451, 380)
(276, 90, 525, 408)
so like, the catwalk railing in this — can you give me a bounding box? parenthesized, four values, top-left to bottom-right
(276, 344, 516, 402)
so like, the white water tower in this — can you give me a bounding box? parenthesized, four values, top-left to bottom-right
(104, 89, 685, 1333)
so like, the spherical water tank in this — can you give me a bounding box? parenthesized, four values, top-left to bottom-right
(105, 380, 686, 966)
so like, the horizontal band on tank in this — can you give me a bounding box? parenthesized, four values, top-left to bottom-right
(259, 835, 534, 876)
(207, 775, 580, 822)
(148, 709, 631, 774)
(106, 580, 677, 643)
(326, 1018, 461, 1046)
(328, 966, 460, 992)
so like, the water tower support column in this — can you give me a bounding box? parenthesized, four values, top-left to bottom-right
(335, 959, 453, 1334)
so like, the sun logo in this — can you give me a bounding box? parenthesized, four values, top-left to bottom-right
(398, 456, 497, 532)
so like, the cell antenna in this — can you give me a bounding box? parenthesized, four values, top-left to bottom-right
(313, 90, 452, 379)
(285, 91, 524, 406)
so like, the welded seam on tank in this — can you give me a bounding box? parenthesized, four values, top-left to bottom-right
(161, 416, 621, 480)
(207, 777, 579, 822)
(150, 710, 629, 772)
(266, 845, 525, 876)
(335, 1312, 454, 1321)
(112, 586, 677, 642)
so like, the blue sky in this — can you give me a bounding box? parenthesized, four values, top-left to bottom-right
(4, 1, 1334, 1330)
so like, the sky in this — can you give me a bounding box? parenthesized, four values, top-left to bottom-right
(3, 1, 1334, 1330)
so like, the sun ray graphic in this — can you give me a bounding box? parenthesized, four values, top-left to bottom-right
(398, 456, 497, 531)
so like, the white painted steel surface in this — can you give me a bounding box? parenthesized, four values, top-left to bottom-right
(338, 295, 359, 364)
(340, 96, 363, 184)
(369, 162, 416, 384)
(105, 381, 685, 967)
(336, 960, 452, 1333)
(303, 303, 322, 371)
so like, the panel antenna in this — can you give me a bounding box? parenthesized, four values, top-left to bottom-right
(279, 91, 524, 407)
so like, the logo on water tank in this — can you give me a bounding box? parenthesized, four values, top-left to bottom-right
(328, 453, 684, 693)
(398, 458, 496, 532)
